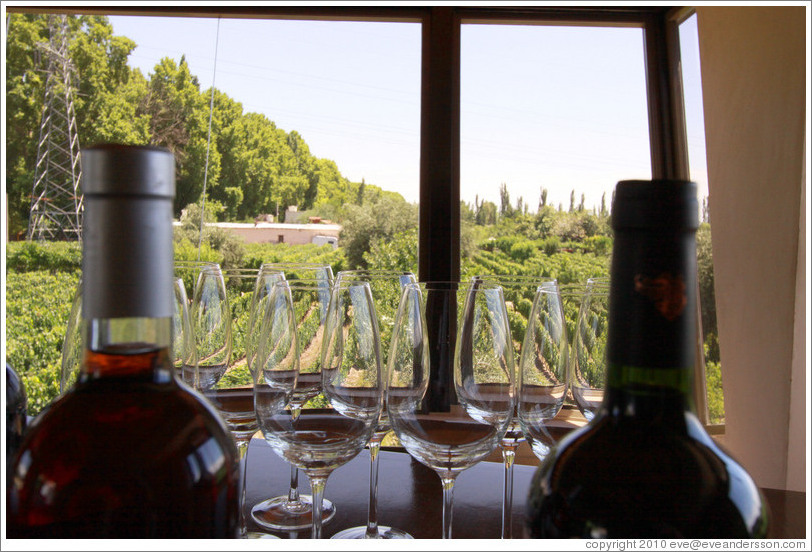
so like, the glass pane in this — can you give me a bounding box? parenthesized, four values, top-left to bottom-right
(5, 12, 420, 415)
(107, 15, 421, 272)
(680, 14, 725, 425)
(460, 23, 650, 285)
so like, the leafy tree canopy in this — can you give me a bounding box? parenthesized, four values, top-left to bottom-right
(4, 13, 386, 234)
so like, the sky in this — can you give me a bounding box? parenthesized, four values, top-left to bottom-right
(105, 12, 709, 213)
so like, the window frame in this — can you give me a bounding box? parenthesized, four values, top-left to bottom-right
(8, 5, 708, 419)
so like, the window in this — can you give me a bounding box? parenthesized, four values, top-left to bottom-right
(677, 12, 723, 428)
(460, 23, 651, 221)
(5, 5, 697, 414)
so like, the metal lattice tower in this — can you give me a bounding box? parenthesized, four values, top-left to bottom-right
(26, 14, 83, 241)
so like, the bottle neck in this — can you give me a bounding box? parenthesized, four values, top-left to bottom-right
(82, 317, 173, 382)
(602, 365, 696, 423)
(602, 227, 698, 422)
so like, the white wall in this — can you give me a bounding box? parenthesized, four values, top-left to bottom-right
(696, 6, 807, 491)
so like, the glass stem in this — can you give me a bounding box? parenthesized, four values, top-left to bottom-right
(287, 464, 300, 504)
(287, 407, 302, 505)
(237, 439, 250, 538)
(500, 444, 517, 539)
(308, 475, 328, 539)
(440, 474, 458, 539)
(365, 439, 382, 538)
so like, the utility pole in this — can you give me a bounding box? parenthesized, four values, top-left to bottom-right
(26, 14, 83, 241)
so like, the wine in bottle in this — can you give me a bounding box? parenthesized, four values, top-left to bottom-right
(7, 145, 240, 538)
(525, 180, 768, 538)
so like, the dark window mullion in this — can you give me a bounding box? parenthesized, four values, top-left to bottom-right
(419, 7, 461, 412)
(419, 6, 460, 284)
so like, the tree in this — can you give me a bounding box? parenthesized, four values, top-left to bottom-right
(534, 205, 557, 237)
(143, 56, 213, 214)
(499, 183, 513, 218)
(569, 190, 576, 213)
(357, 178, 366, 206)
(312, 158, 353, 215)
(539, 187, 548, 209)
(4, 14, 147, 235)
(69, 16, 149, 145)
(287, 130, 319, 210)
(476, 200, 498, 226)
(363, 227, 418, 273)
(696, 222, 717, 345)
(340, 195, 418, 269)
(4, 13, 386, 229)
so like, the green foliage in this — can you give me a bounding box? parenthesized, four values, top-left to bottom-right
(340, 194, 418, 269)
(540, 236, 561, 256)
(4, 14, 147, 236)
(705, 341, 726, 425)
(243, 242, 346, 276)
(583, 235, 612, 256)
(696, 223, 717, 342)
(509, 240, 536, 262)
(6, 241, 83, 272)
(363, 227, 418, 274)
(5, 271, 80, 416)
(174, 202, 246, 269)
(5, 14, 360, 232)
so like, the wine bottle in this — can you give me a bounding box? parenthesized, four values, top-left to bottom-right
(525, 180, 769, 538)
(6, 364, 28, 474)
(7, 145, 240, 538)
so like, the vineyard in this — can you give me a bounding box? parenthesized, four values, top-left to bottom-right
(6, 234, 609, 417)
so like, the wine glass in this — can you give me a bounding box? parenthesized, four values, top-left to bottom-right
(331, 270, 415, 540)
(470, 274, 555, 539)
(387, 281, 515, 539)
(517, 281, 570, 461)
(174, 261, 218, 387)
(61, 275, 195, 394)
(59, 277, 83, 394)
(172, 277, 197, 380)
(259, 262, 334, 284)
(246, 266, 287, 373)
(190, 264, 232, 394)
(256, 279, 383, 539)
(190, 265, 265, 538)
(250, 267, 338, 532)
(570, 277, 610, 421)
(174, 260, 218, 302)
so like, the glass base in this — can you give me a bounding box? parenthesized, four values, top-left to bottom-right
(242, 531, 280, 539)
(251, 494, 336, 531)
(331, 525, 413, 539)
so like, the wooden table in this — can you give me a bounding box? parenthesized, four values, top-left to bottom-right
(243, 437, 806, 540)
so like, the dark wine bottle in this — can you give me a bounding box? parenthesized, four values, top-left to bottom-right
(525, 180, 769, 539)
(7, 145, 240, 538)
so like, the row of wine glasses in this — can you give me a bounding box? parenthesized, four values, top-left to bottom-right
(384, 275, 611, 539)
(190, 263, 415, 539)
(251, 264, 337, 532)
(58, 267, 609, 539)
(255, 269, 417, 539)
(470, 274, 555, 538)
(190, 262, 338, 538)
(257, 277, 383, 538)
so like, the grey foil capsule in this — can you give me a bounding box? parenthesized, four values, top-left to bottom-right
(81, 145, 176, 320)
